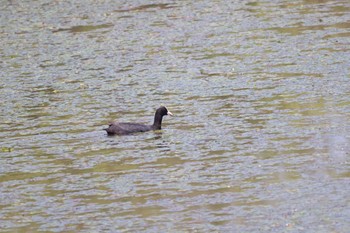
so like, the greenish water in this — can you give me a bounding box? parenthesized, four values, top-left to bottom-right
(0, 0, 349, 232)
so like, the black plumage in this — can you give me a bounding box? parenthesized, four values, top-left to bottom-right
(104, 106, 173, 135)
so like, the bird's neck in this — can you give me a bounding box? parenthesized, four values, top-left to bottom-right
(152, 114, 163, 130)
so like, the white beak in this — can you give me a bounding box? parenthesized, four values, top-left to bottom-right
(167, 111, 173, 116)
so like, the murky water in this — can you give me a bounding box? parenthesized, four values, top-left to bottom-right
(1, 0, 349, 232)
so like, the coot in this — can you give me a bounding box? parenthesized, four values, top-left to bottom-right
(104, 106, 173, 135)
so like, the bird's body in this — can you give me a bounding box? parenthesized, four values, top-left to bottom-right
(105, 123, 152, 135)
(104, 106, 172, 135)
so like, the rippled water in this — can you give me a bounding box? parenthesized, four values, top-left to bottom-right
(1, 0, 349, 232)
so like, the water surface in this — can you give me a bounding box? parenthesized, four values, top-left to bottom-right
(1, 0, 349, 232)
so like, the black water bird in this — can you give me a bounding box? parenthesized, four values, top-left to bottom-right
(104, 106, 173, 135)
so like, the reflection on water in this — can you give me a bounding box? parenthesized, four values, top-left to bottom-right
(52, 24, 114, 33)
(1, 0, 349, 232)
